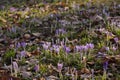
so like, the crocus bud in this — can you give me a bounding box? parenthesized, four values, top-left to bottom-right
(20, 50, 26, 58)
(103, 61, 108, 71)
(13, 61, 19, 71)
(21, 41, 26, 48)
(34, 64, 40, 72)
(57, 63, 63, 72)
(12, 61, 19, 77)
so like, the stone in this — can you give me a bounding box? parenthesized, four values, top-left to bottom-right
(32, 33, 41, 37)
(24, 34, 31, 39)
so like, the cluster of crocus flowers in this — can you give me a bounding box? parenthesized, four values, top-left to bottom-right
(75, 43, 94, 52)
(97, 28, 115, 40)
(42, 41, 61, 54)
(42, 43, 49, 50)
(16, 41, 27, 49)
(42, 42, 51, 50)
(86, 43, 94, 50)
(51, 44, 71, 54)
(42, 41, 94, 55)
(104, 45, 117, 52)
(75, 45, 87, 52)
(52, 44, 61, 54)
(64, 46, 71, 53)
(55, 28, 66, 35)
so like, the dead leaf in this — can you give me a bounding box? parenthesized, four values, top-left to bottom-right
(39, 77, 46, 80)
(0, 16, 7, 23)
(87, 62, 94, 65)
(81, 68, 90, 74)
(31, 50, 40, 56)
(0, 76, 20, 80)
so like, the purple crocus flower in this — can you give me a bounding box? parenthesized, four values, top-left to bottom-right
(103, 61, 108, 71)
(16, 42, 21, 48)
(55, 47, 60, 53)
(114, 37, 119, 43)
(10, 7, 17, 12)
(50, 47, 53, 52)
(75, 45, 86, 52)
(83, 45, 88, 51)
(64, 46, 71, 53)
(79, 45, 84, 51)
(12, 61, 19, 72)
(112, 46, 117, 51)
(52, 45, 55, 48)
(46, 42, 51, 46)
(59, 28, 66, 34)
(53, 44, 59, 48)
(55, 29, 59, 35)
(96, 52, 106, 58)
(52, 45, 60, 53)
(34, 64, 39, 72)
(75, 45, 80, 52)
(20, 50, 26, 57)
(42, 43, 49, 50)
(55, 28, 66, 35)
(109, 32, 114, 36)
(86, 43, 94, 49)
(42, 42, 51, 50)
(21, 41, 26, 48)
(0, 5, 5, 10)
(57, 63, 63, 72)
(11, 27, 16, 33)
(105, 47, 109, 51)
